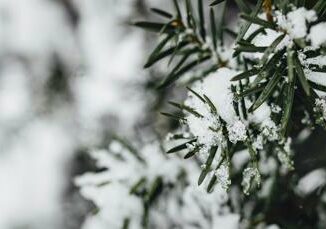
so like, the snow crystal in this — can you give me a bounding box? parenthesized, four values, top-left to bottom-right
(227, 120, 247, 143)
(309, 22, 326, 48)
(261, 118, 279, 141)
(276, 7, 317, 39)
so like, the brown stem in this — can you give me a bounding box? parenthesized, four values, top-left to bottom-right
(263, 0, 274, 23)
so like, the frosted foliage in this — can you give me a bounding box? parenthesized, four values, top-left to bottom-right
(185, 68, 239, 147)
(76, 141, 189, 229)
(76, 141, 188, 189)
(309, 22, 326, 48)
(242, 166, 261, 195)
(276, 7, 317, 39)
(76, 140, 241, 229)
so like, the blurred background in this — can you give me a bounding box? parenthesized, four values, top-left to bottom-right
(0, 0, 167, 228)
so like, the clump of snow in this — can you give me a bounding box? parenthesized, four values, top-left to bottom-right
(184, 67, 240, 153)
(186, 114, 222, 149)
(249, 102, 272, 124)
(242, 166, 261, 195)
(309, 22, 326, 48)
(261, 118, 279, 141)
(276, 7, 317, 39)
(227, 120, 247, 143)
(215, 162, 232, 190)
(191, 68, 238, 123)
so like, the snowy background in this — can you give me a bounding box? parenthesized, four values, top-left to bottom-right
(0, 0, 164, 228)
